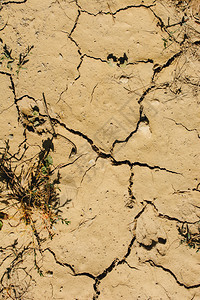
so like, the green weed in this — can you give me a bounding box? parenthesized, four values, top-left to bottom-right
(0, 42, 33, 76)
(0, 138, 70, 244)
(178, 223, 200, 252)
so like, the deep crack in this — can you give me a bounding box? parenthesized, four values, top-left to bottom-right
(146, 260, 200, 289)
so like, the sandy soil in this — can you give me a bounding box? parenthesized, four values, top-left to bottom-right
(0, 0, 200, 299)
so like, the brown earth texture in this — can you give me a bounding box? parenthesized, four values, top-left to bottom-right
(0, 0, 200, 299)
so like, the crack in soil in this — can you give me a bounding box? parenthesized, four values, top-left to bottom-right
(74, 1, 156, 17)
(68, 9, 81, 38)
(92, 205, 148, 299)
(67, 1, 185, 83)
(166, 117, 200, 138)
(111, 105, 149, 152)
(93, 236, 137, 299)
(0, 53, 186, 298)
(152, 50, 183, 81)
(145, 259, 200, 289)
(50, 116, 182, 175)
(144, 200, 200, 224)
(1, 0, 27, 5)
(127, 58, 154, 65)
(0, 1, 199, 298)
(42, 205, 148, 299)
(149, 7, 184, 45)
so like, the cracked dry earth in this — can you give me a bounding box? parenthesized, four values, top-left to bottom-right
(0, 0, 200, 299)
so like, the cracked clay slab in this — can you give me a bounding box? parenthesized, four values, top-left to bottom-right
(0, 0, 200, 299)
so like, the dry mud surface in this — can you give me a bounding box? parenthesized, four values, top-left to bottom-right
(0, 0, 200, 299)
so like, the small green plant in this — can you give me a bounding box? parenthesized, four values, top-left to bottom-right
(0, 44, 14, 70)
(178, 223, 200, 252)
(162, 30, 178, 49)
(0, 42, 33, 76)
(0, 138, 70, 245)
(16, 45, 34, 76)
(0, 138, 71, 295)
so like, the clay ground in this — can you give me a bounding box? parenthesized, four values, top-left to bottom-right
(0, 0, 200, 299)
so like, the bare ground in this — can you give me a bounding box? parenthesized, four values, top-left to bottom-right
(0, 0, 200, 299)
